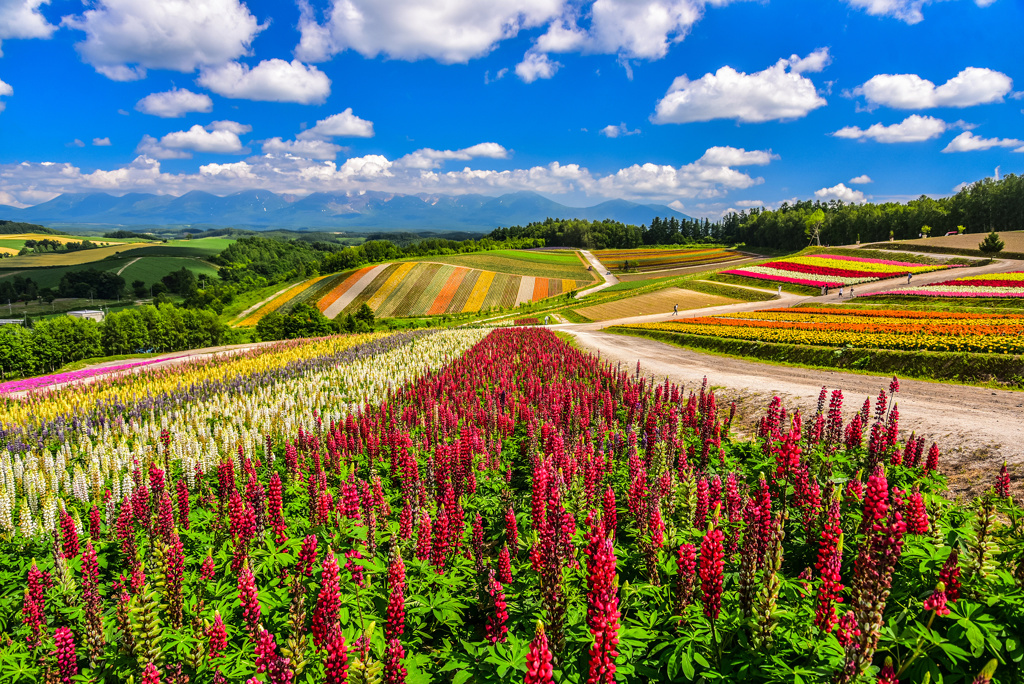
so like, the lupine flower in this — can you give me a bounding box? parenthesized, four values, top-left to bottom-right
(486, 573, 509, 644)
(344, 548, 365, 587)
(602, 487, 617, 536)
(254, 627, 293, 684)
(166, 528, 185, 628)
(384, 638, 407, 684)
(938, 549, 962, 601)
(586, 534, 620, 684)
(53, 626, 78, 684)
(324, 628, 349, 684)
(140, 662, 162, 684)
(996, 462, 1010, 498)
(175, 479, 191, 531)
(81, 542, 105, 664)
(525, 621, 555, 684)
(923, 581, 950, 616)
(814, 499, 844, 632)
(877, 656, 898, 684)
(201, 550, 216, 583)
(268, 472, 286, 541)
(238, 560, 262, 636)
(498, 543, 513, 585)
(23, 560, 49, 648)
(153, 491, 175, 542)
(924, 443, 940, 473)
(905, 487, 930, 534)
(674, 543, 697, 614)
(208, 611, 228, 659)
(473, 512, 485, 573)
(386, 548, 406, 642)
(972, 660, 998, 684)
(699, 524, 725, 622)
(415, 511, 433, 561)
(89, 505, 102, 539)
(505, 506, 519, 548)
(296, 535, 318, 577)
(312, 550, 341, 649)
(60, 509, 79, 559)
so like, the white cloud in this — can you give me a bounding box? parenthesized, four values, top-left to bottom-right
(0, 190, 30, 208)
(197, 59, 331, 104)
(93, 137, 112, 146)
(0, 144, 777, 205)
(942, 131, 1024, 153)
(585, 0, 705, 61)
(849, 174, 873, 184)
(832, 114, 950, 143)
(600, 122, 641, 138)
(516, 51, 561, 83)
(261, 137, 345, 160)
(396, 142, 511, 169)
(0, 0, 56, 56)
(0, 77, 11, 113)
(136, 88, 213, 118)
(137, 120, 251, 159)
(68, 139, 86, 148)
(62, 0, 265, 81)
(855, 67, 1012, 109)
(844, 0, 932, 24)
(653, 51, 829, 124)
(815, 182, 866, 203)
(296, 0, 563, 64)
(484, 68, 509, 84)
(734, 199, 764, 208)
(787, 47, 832, 74)
(297, 109, 375, 140)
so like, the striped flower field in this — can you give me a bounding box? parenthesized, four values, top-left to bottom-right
(237, 262, 591, 325)
(722, 254, 951, 288)
(869, 270, 1024, 298)
(594, 247, 742, 272)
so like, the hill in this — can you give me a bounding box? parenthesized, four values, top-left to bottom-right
(1, 190, 691, 232)
(0, 220, 66, 235)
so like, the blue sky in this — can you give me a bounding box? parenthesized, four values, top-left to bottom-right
(0, 0, 1021, 218)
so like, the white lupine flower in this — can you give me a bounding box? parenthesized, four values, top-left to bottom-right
(0, 491, 13, 533)
(41, 494, 57, 533)
(18, 499, 35, 538)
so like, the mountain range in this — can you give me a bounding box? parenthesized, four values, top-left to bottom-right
(0, 190, 690, 233)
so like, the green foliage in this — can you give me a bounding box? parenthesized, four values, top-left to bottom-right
(103, 230, 156, 240)
(0, 220, 64, 235)
(979, 231, 1005, 255)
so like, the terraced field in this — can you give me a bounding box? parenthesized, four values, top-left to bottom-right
(237, 260, 592, 325)
(593, 247, 743, 272)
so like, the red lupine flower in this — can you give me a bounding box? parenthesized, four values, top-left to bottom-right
(344, 548, 365, 588)
(694, 477, 709, 530)
(324, 627, 349, 684)
(486, 574, 509, 644)
(60, 509, 79, 559)
(384, 638, 407, 684)
(924, 443, 940, 473)
(996, 462, 1010, 498)
(312, 550, 341, 649)
(905, 487, 929, 534)
(938, 549, 962, 602)
(504, 505, 519, 550)
(166, 528, 185, 627)
(399, 503, 413, 540)
(861, 465, 889, 529)
(254, 627, 293, 684)
(889, 376, 900, 395)
(971, 660, 998, 684)
(602, 486, 616, 536)
(208, 611, 228, 659)
(923, 581, 950, 616)
(153, 490, 175, 542)
(81, 541, 105, 664)
(814, 499, 844, 632)
(176, 479, 191, 531)
(699, 524, 725, 622)
(525, 621, 555, 684)
(88, 505, 101, 539)
(53, 626, 78, 684)
(586, 534, 620, 684)
(878, 656, 898, 684)
(238, 560, 262, 636)
(473, 512, 485, 573)
(149, 462, 166, 497)
(201, 550, 216, 583)
(415, 511, 432, 561)
(674, 543, 697, 614)
(23, 560, 48, 648)
(498, 543, 513, 585)
(268, 472, 286, 541)
(386, 549, 406, 642)
(431, 504, 450, 573)
(296, 535, 318, 577)
(140, 662, 162, 684)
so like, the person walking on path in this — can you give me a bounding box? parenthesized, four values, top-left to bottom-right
(839, 285, 844, 298)
(777, 285, 782, 297)
(673, 304, 678, 316)
(907, 273, 913, 285)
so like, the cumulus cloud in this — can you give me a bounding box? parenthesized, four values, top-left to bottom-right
(198, 59, 331, 104)
(653, 50, 829, 124)
(0, 0, 56, 56)
(261, 137, 345, 160)
(136, 88, 213, 118)
(599, 123, 641, 138)
(137, 120, 251, 159)
(849, 174, 873, 184)
(832, 115, 950, 143)
(297, 109, 375, 140)
(787, 47, 832, 74)
(0, 144, 778, 205)
(942, 131, 1024, 153)
(815, 182, 866, 203)
(854, 67, 1012, 109)
(0, 78, 11, 113)
(396, 143, 511, 169)
(62, 0, 265, 81)
(844, 0, 997, 23)
(93, 137, 112, 146)
(296, 0, 563, 64)
(516, 51, 561, 83)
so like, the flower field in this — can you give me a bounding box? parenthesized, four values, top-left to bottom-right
(238, 263, 590, 325)
(872, 271, 1024, 298)
(623, 307, 1024, 354)
(721, 254, 951, 288)
(593, 247, 743, 272)
(0, 327, 1021, 684)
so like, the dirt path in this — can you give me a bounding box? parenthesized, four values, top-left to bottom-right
(569, 329, 1023, 497)
(575, 250, 619, 298)
(116, 257, 142, 276)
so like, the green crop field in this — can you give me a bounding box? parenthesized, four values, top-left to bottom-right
(116, 256, 219, 287)
(406, 249, 597, 281)
(123, 237, 235, 258)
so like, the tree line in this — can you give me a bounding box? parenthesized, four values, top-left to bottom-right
(0, 304, 232, 378)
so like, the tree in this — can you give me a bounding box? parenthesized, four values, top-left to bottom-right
(978, 231, 1005, 254)
(101, 309, 149, 355)
(32, 316, 102, 371)
(0, 325, 36, 378)
(804, 209, 826, 246)
(354, 303, 376, 328)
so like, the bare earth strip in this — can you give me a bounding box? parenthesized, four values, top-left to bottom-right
(515, 276, 535, 306)
(574, 287, 738, 321)
(324, 263, 391, 318)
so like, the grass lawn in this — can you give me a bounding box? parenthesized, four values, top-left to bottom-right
(405, 249, 596, 281)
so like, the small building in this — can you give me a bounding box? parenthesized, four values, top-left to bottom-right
(0, 318, 24, 326)
(68, 309, 105, 322)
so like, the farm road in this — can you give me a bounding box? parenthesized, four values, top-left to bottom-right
(575, 250, 619, 298)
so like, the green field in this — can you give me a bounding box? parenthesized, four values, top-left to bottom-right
(406, 249, 597, 281)
(0, 254, 219, 290)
